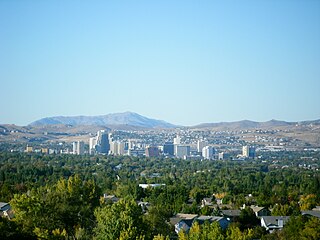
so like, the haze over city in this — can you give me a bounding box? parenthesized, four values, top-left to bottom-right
(1, 1, 319, 126)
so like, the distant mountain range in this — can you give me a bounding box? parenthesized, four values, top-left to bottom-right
(192, 119, 320, 129)
(29, 112, 177, 129)
(192, 119, 292, 129)
(28, 112, 320, 130)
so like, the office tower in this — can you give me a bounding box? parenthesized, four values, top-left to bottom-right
(109, 141, 125, 155)
(197, 139, 208, 152)
(72, 142, 77, 154)
(89, 130, 110, 155)
(89, 137, 97, 154)
(173, 135, 181, 156)
(175, 145, 190, 158)
(77, 141, 84, 155)
(73, 141, 85, 155)
(242, 146, 255, 158)
(109, 141, 117, 155)
(128, 139, 135, 149)
(249, 146, 255, 158)
(96, 130, 110, 154)
(117, 142, 125, 155)
(202, 146, 215, 160)
(124, 142, 129, 151)
(108, 133, 113, 143)
(145, 146, 160, 157)
(163, 142, 174, 156)
(242, 146, 249, 157)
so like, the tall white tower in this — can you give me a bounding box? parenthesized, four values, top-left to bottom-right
(89, 137, 97, 155)
(173, 135, 181, 145)
(202, 146, 215, 160)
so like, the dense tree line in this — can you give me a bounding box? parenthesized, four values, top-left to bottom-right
(0, 152, 319, 239)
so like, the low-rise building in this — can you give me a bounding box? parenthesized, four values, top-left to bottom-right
(170, 214, 230, 234)
(261, 216, 290, 233)
(301, 210, 320, 219)
(170, 214, 198, 234)
(249, 205, 271, 217)
(0, 202, 14, 219)
(221, 210, 241, 222)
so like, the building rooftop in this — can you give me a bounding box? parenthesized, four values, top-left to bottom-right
(302, 210, 320, 219)
(221, 210, 241, 217)
(197, 216, 224, 223)
(250, 205, 267, 213)
(169, 213, 198, 226)
(0, 202, 9, 209)
(261, 216, 290, 227)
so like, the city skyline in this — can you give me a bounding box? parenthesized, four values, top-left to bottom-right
(1, 1, 319, 126)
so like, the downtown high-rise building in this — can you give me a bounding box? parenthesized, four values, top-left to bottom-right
(145, 146, 160, 157)
(242, 145, 255, 158)
(175, 145, 190, 159)
(202, 146, 215, 160)
(89, 137, 97, 154)
(163, 142, 174, 156)
(73, 141, 84, 155)
(197, 139, 208, 153)
(89, 130, 110, 155)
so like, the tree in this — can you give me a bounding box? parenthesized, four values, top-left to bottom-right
(178, 229, 188, 240)
(226, 225, 254, 240)
(272, 203, 300, 216)
(10, 175, 101, 238)
(238, 207, 260, 230)
(144, 205, 171, 238)
(280, 215, 306, 240)
(200, 205, 212, 215)
(94, 198, 146, 240)
(188, 221, 201, 240)
(153, 234, 169, 240)
(189, 187, 206, 204)
(300, 217, 320, 240)
(0, 217, 34, 240)
(202, 221, 225, 240)
(300, 194, 317, 210)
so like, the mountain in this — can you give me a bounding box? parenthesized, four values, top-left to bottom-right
(28, 113, 320, 130)
(192, 119, 295, 129)
(29, 112, 177, 128)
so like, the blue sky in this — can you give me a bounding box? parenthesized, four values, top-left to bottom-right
(1, 0, 319, 126)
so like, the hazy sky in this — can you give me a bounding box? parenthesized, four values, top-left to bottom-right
(1, 0, 319, 126)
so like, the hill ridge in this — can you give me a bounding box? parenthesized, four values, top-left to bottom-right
(29, 112, 176, 129)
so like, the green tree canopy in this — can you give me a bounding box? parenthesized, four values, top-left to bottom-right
(10, 175, 101, 239)
(94, 198, 146, 240)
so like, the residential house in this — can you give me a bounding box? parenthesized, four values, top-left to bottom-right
(301, 210, 320, 219)
(170, 213, 198, 234)
(0, 202, 14, 220)
(0, 202, 10, 212)
(171, 214, 230, 234)
(250, 205, 271, 217)
(197, 216, 230, 230)
(312, 206, 320, 211)
(221, 210, 241, 222)
(261, 216, 290, 233)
